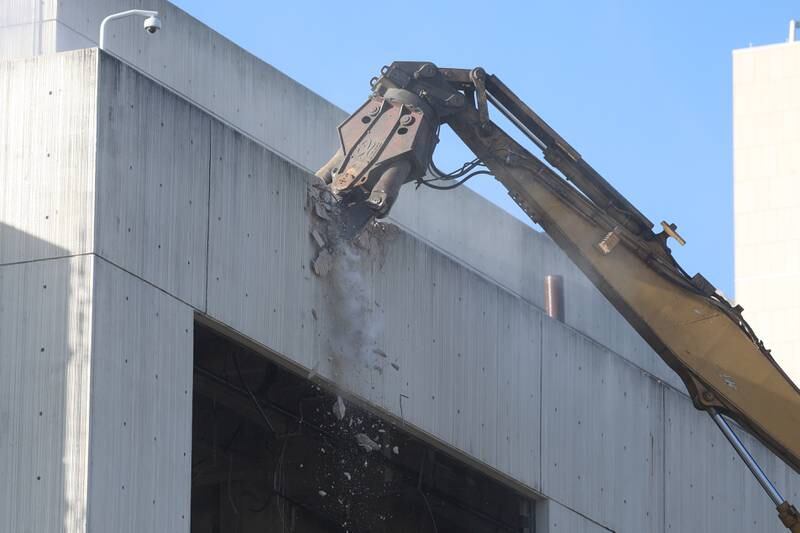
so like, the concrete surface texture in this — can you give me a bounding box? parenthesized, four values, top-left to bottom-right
(2, 47, 799, 533)
(733, 41, 800, 387)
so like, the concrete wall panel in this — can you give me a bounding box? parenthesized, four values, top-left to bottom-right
(94, 51, 210, 309)
(662, 387, 797, 532)
(0, 50, 96, 264)
(86, 258, 193, 533)
(0, 248, 93, 533)
(541, 319, 664, 532)
(362, 231, 543, 488)
(536, 500, 612, 533)
(206, 124, 317, 365)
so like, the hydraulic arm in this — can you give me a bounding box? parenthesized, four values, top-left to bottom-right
(316, 61, 800, 531)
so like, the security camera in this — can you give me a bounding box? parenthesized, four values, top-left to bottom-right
(99, 10, 162, 50)
(143, 15, 161, 34)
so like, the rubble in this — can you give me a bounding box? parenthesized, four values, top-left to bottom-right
(355, 433, 381, 453)
(313, 202, 331, 220)
(312, 249, 334, 276)
(311, 229, 326, 248)
(333, 395, 346, 420)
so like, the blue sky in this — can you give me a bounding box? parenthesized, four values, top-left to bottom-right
(173, 0, 797, 297)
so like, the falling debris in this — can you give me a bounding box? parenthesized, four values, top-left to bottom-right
(318, 490, 328, 497)
(312, 249, 334, 277)
(373, 348, 388, 358)
(313, 202, 331, 221)
(355, 433, 381, 453)
(392, 446, 400, 455)
(333, 395, 346, 420)
(311, 229, 327, 248)
(344, 472, 352, 481)
(390, 362, 400, 371)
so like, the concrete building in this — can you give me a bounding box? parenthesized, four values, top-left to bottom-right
(733, 29, 800, 387)
(1, 2, 798, 531)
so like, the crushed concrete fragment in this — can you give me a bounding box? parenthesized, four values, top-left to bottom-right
(312, 249, 334, 276)
(333, 395, 346, 420)
(311, 229, 326, 248)
(355, 433, 381, 453)
(318, 490, 327, 497)
(314, 202, 331, 221)
(392, 446, 400, 455)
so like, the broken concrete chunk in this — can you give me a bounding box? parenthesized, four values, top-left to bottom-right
(311, 229, 326, 248)
(333, 395, 346, 421)
(355, 433, 381, 453)
(392, 446, 400, 455)
(314, 202, 331, 220)
(312, 250, 334, 277)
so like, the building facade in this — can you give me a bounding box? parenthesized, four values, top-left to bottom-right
(2, 2, 798, 531)
(734, 36, 800, 387)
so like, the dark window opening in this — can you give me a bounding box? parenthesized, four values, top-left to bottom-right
(192, 322, 535, 532)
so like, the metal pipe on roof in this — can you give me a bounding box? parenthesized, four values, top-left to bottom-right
(544, 275, 565, 322)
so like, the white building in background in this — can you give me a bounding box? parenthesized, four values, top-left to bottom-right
(734, 28, 800, 386)
(1, 2, 799, 531)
